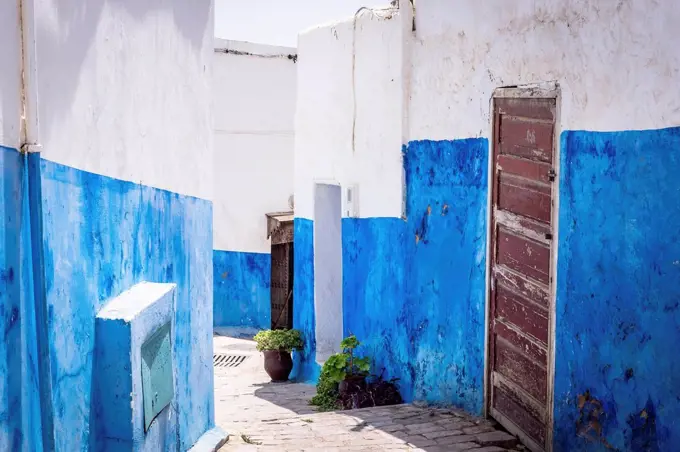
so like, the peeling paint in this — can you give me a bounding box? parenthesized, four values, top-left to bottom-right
(342, 138, 488, 413)
(554, 127, 680, 451)
(576, 391, 616, 449)
(38, 157, 214, 450)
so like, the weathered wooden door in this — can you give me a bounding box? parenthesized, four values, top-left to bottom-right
(271, 242, 294, 329)
(488, 96, 556, 451)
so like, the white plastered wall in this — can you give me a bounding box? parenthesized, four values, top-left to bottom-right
(293, 4, 410, 220)
(409, 0, 680, 140)
(0, 0, 23, 149)
(213, 39, 297, 253)
(295, 0, 680, 218)
(294, 3, 412, 364)
(33, 0, 215, 200)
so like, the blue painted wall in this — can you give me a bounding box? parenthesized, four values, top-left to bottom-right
(213, 250, 271, 329)
(290, 218, 320, 383)
(35, 157, 214, 450)
(0, 146, 43, 452)
(344, 139, 488, 414)
(294, 139, 488, 414)
(0, 145, 25, 450)
(295, 129, 680, 450)
(554, 127, 680, 451)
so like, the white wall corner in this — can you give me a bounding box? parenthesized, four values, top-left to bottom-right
(399, 1, 413, 220)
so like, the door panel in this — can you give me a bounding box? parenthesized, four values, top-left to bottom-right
(494, 338, 548, 403)
(499, 117, 554, 163)
(488, 96, 556, 451)
(495, 284, 549, 343)
(494, 384, 547, 445)
(271, 243, 292, 329)
(497, 229, 551, 285)
(498, 174, 552, 223)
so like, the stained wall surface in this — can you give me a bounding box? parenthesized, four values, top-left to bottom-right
(293, 1, 680, 450)
(1, 0, 217, 450)
(213, 39, 297, 329)
(0, 3, 42, 449)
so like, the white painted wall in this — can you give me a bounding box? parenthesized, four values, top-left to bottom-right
(213, 39, 297, 253)
(410, 0, 680, 140)
(33, 0, 214, 200)
(295, 0, 680, 222)
(0, 0, 23, 149)
(294, 4, 410, 220)
(313, 183, 343, 362)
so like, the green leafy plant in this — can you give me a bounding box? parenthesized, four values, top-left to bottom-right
(340, 335, 370, 378)
(309, 335, 372, 411)
(309, 364, 340, 411)
(253, 329, 303, 352)
(322, 335, 371, 383)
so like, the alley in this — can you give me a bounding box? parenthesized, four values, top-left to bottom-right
(213, 332, 524, 452)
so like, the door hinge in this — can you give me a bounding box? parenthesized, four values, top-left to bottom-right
(548, 169, 556, 182)
(545, 233, 553, 240)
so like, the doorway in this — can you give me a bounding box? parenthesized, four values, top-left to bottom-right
(270, 242, 293, 329)
(487, 93, 558, 452)
(267, 212, 295, 330)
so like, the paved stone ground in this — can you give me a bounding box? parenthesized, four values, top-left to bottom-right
(214, 332, 524, 452)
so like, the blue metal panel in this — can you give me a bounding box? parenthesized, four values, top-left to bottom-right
(141, 322, 173, 432)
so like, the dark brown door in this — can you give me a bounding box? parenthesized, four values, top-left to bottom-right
(488, 97, 556, 451)
(271, 242, 294, 329)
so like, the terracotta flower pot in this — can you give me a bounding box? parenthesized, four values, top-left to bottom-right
(263, 350, 293, 382)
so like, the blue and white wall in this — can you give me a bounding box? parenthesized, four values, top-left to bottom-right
(294, 0, 680, 450)
(292, 3, 412, 383)
(0, 1, 42, 449)
(1, 0, 217, 450)
(213, 40, 297, 330)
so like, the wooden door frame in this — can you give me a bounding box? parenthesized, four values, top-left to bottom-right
(483, 82, 561, 452)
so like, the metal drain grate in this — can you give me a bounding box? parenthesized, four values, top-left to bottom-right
(213, 354, 249, 368)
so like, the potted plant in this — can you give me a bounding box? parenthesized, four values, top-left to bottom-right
(324, 335, 370, 394)
(253, 329, 304, 382)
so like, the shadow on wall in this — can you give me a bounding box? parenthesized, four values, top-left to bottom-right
(35, 0, 211, 145)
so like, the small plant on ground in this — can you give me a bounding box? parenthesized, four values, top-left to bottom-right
(253, 329, 303, 352)
(310, 335, 372, 411)
(338, 372, 403, 410)
(309, 363, 341, 411)
(323, 335, 371, 383)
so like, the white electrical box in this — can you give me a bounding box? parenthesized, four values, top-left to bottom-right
(345, 185, 359, 218)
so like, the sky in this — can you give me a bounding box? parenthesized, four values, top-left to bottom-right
(215, 0, 389, 48)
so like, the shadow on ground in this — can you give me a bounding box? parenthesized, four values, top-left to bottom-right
(252, 382, 318, 416)
(214, 331, 523, 451)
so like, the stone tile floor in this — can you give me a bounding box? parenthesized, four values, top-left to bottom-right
(214, 332, 525, 452)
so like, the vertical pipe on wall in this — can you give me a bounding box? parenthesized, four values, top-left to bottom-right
(19, 0, 41, 153)
(19, 0, 54, 450)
